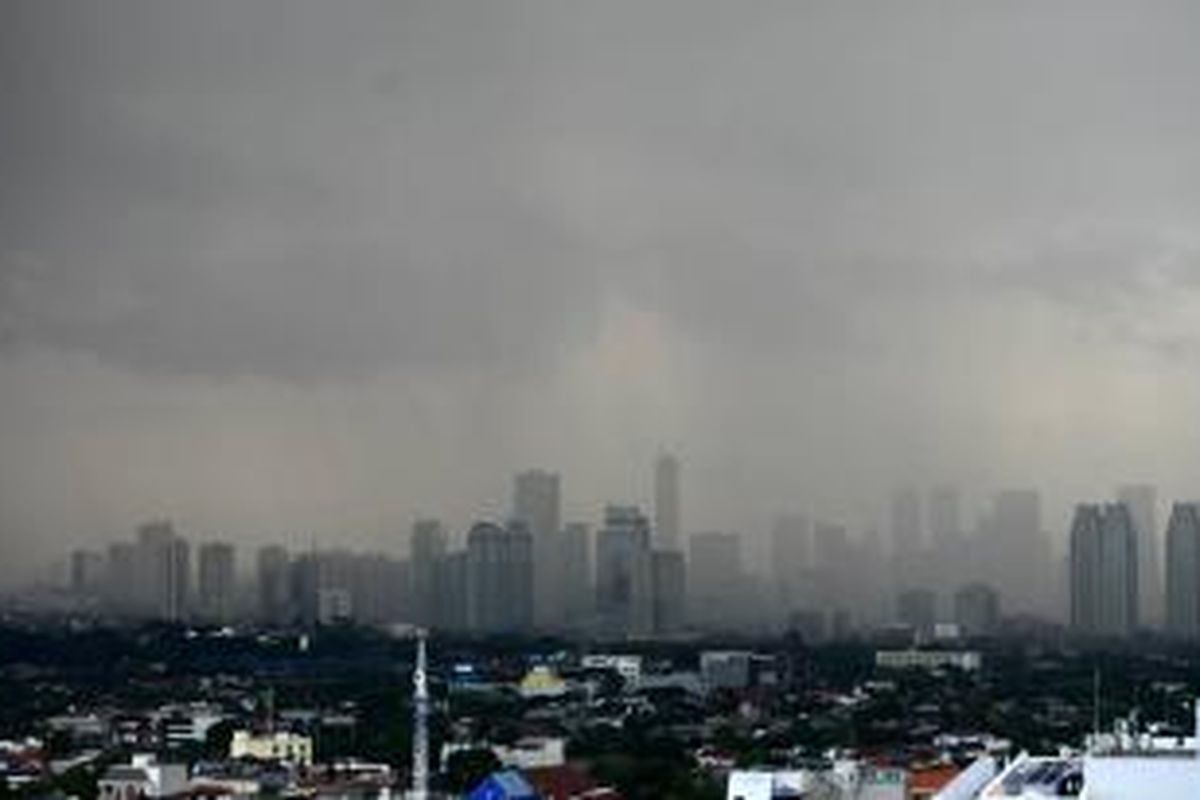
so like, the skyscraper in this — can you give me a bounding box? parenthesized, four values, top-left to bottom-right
(562, 522, 592, 626)
(770, 514, 811, 618)
(688, 530, 744, 629)
(654, 452, 680, 551)
(651, 549, 686, 636)
(105, 542, 137, 616)
(256, 545, 291, 626)
(466, 522, 533, 634)
(897, 588, 937, 633)
(135, 521, 190, 622)
(409, 519, 446, 628)
(595, 505, 654, 638)
(1070, 503, 1139, 638)
(929, 486, 962, 551)
(197, 542, 236, 624)
(1165, 502, 1200, 640)
(954, 583, 1000, 637)
(1117, 484, 1160, 628)
(890, 487, 923, 556)
(513, 470, 562, 629)
(988, 489, 1046, 615)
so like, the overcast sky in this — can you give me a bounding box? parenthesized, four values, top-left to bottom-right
(3, 1, 1200, 579)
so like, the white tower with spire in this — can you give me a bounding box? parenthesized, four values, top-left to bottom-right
(408, 628, 429, 800)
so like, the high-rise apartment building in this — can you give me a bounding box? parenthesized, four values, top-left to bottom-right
(105, 542, 137, 616)
(197, 542, 236, 624)
(688, 530, 744, 630)
(897, 588, 937, 633)
(135, 521, 190, 622)
(1165, 502, 1200, 640)
(409, 519, 447, 628)
(954, 583, 1000, 636)
(1070, 503, 1139, 638)
(466, 522, 533, 634)
(987, 489, 1046, 615)
(770, 514, 811, 617)
(1117, 484, 1160, 628)
(513, 470, 562, 629)
(651, 549, 686, 636)
(929, 486, 962, 551)
(891, 487, 923, 556)
(595, 505, 654, 638)
(562, 522, 592, 626)
(256, 545, 291, 626)
(654, 452, 680, 551)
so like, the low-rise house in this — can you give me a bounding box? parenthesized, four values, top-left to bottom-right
(99, 754, 189, 800)
(229, 730, 313, 768)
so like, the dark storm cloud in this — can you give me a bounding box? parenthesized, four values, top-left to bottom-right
(5, 1, 1200, 577)
(5, 0, 1200, 380)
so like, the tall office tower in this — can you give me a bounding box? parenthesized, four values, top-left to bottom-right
(256, 545, 292, 626)
(1165, 503, 1200, 639)
(654, 452, 681, 551)
(69, 549, 105, 595)
(289, 552, 320, 626)
(513, 470, 562, 629)
(436, 551, 468, 633)
(562, 523, 593, 626)
(770, 514, 811, 618)
(409, 519, 447, 628)
(197, 542, 236, 623)
(1117, 484, 1160, 628)
(688, 530, 744, 630)
(105, 542, 137, 615)
(897, 588, 937, 633)
(954, 583, 1000, 637)
(1070, 503, 1139, 637)
(135, 522, 190, 622)
(988, 490, 1045, 614)
(595, 505, 654, 638)
(929, 486, 962, 551)
(651, 549, 686, 636)
(812, 521, 853, 617)
(891, 487, 923, 556)
(466, 522, 533, 634)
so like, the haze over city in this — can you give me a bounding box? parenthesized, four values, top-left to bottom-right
(5, 1, 1200, 585)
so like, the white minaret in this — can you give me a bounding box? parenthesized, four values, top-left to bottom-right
(409, 629, 429, 800)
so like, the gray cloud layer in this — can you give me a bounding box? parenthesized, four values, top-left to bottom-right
(3, 1, 1200, 578)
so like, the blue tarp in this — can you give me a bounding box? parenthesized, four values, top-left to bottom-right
(466, 769, 539, 800)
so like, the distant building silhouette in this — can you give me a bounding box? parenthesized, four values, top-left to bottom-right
(197, 542, 236, 624)
(1117, 484, 1160, 628)
(256, 545, 292, 626)
(595, 505, 653, 638)
(1165, 502, 1200, 640)
(688, 530, 744, 630)
(954, 583, 1000, 637)
(513, 470, 562, 629)
(897, 588, 937, 634)
(770, 514, 811, 625)
(1070, 503, 1139, 637)
(561, 522, 592, 627)
(651, 549, 686, 635)
(466, 521, 533, 634)
(654, 452, 680, 551)
(135, 521, 190, 622)
(409, 518, 446, 628)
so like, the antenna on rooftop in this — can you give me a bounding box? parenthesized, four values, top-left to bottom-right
(409, 628, 429, 800)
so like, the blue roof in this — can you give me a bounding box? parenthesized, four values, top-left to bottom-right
(467, 769, 539, 800)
